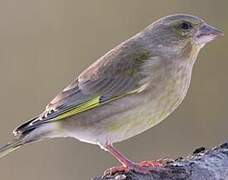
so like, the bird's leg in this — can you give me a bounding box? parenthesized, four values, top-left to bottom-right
(104, 144, 162, 175)
(105, 144, 135, 168)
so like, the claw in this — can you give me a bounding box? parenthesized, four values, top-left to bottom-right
(104, 164, 151, 176)
(104, 165, 129, 176)
(104, 160, 164, 176)
(139, 160, 163, 168)
(102, 144, 164, 176)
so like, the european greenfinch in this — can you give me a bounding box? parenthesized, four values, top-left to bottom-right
(0, 14, 223, 173)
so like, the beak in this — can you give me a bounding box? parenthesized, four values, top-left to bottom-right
(195, 23, 224, 45)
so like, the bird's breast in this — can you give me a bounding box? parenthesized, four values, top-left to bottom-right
(146, 61, 193, 125)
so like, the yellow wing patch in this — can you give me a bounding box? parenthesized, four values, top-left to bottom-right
(54, 96, 101, 121)
(52, 85, 145, 121)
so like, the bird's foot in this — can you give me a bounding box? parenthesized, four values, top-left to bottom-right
(103, 144, 164, 176)
(104, 165, 129, 176)
(139, 160, 163, 168)
(104, 160, 163, 176)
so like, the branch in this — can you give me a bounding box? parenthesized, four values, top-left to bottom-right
(93, 141, 228, 180)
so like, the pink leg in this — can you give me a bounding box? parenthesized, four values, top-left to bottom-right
(104, 144, 162, 175)
(105, 144, 136, 168)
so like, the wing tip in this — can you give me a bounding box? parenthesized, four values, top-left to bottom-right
(13, 116, 38, 136)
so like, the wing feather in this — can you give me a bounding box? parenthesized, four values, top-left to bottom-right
(15, 42, 153, 134)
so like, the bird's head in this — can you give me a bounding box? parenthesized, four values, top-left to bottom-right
(146, 14, 223, 58)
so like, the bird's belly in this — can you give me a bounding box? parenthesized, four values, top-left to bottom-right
(60, 88, 186, 146)
(60, 70, 191, 146)
(97, 94, 184, 144)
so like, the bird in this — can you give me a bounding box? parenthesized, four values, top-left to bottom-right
(0, 14, 223, 174)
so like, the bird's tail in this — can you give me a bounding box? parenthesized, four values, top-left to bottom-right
(0, 139, 24, 159)
(0, 121, 61, 159)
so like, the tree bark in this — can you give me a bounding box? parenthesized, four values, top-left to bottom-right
(93, 141, 228, 180)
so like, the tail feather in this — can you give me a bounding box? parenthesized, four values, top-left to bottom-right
(1, 121, 60, 159)
(0, 139, 23, 159)
(0, 126, 45, 159)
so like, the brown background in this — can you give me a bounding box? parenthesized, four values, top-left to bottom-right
(0, 1, 227, 179)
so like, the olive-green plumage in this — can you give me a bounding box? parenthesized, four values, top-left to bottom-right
(0, 14, 223, 167)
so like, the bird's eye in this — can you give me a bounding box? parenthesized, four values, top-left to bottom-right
(179, 22, 193, 30)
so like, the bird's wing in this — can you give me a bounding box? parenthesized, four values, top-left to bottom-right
(15, 47, 153, 134)
(44, 48, 151, 120)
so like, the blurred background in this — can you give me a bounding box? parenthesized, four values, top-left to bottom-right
(0, 0, 227, 179)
